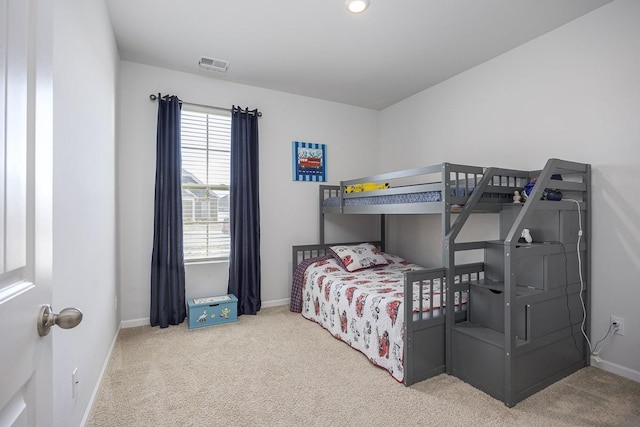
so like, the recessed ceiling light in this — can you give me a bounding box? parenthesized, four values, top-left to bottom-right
(346, 0, 370, 14)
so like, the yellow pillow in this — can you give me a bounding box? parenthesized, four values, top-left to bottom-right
(344, 182, 388, 193)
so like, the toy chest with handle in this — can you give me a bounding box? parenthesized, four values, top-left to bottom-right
(187, 294, 238, 329)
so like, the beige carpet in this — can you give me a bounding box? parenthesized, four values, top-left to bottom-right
(88, 305, 640, 426)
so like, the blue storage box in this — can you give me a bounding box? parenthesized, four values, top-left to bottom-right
(187, 294, 238, 329)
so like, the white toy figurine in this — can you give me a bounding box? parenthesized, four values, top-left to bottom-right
(521, 228, 533, 243)
(513, 190, 522, 203)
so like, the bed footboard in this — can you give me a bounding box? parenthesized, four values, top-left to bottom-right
(403, 263, 480, 386)
(403, 267, 447, 385)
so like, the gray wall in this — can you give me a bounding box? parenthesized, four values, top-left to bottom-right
(45, 0, 639, 424)
(52, 0, 119, 425)
(92, 6, 640, 423)
(117, 61, 380, 325)
(379, 0, 640, 381)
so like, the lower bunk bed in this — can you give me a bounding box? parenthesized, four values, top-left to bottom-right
(290, 241, 479, 386)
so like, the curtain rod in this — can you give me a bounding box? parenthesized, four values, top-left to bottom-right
(149, 93, 262, 117)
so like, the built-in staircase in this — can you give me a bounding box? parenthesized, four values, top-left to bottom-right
(444, 159, 591, 407)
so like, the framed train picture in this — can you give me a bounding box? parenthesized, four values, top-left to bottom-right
(292, 141, 326, 182)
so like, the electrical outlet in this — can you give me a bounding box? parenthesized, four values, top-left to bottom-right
(611, 316, 624, 336)
(72, 367, 79, 399)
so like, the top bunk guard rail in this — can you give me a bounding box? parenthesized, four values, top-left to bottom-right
(342, 182, 443, 199)
(337, 164, 452, 212)
(323, 162, 490, 214)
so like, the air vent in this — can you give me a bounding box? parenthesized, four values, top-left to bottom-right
(198, 56, 229, 73)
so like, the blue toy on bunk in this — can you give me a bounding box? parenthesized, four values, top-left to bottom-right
(523, 174, 563, 201)
(523, 179, 537, 198)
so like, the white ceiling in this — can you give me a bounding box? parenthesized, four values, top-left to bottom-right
(105, 0, 612, 110)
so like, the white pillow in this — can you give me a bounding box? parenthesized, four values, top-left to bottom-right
(329, 243, 389, 272)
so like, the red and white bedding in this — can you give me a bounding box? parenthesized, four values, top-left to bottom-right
(295, 252, 441, 383)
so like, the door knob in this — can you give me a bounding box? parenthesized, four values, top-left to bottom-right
(37, 304, 83, 337)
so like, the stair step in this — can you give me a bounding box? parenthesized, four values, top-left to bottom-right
(452, 321, 527, 348)
(461, 279, 543, 297)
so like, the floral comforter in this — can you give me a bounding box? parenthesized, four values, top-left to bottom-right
(298, 253, 439, 383)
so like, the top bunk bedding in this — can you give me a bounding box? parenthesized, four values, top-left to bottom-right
(321, 162, 528, 215)
(322, 186, 472, 207)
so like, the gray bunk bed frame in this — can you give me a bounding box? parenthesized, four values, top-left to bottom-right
(295, 158, 590, 407)
(297, 163, 526, 386)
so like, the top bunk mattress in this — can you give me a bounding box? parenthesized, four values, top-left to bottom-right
(322, 186, 474, 208)
(323, 190, 442, 207)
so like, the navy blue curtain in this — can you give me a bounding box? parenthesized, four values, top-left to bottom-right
(150, 95, 186, 328)
(228, 106, 261, 315)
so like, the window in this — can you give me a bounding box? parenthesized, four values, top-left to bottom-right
(181, 107, 231, 261)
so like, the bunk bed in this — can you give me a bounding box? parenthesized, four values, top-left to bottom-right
(291, 159, 591, 407)
(294, 163, 526, 386)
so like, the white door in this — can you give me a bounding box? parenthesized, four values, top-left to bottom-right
(0, 0, 54, 425)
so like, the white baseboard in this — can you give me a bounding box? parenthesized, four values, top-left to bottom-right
(120, 299, 289, 327)
(80, 326, 120, 426)
(262, 298, 289, 308)
(591, 356, 640, 383)
(120, 317, 149, 328)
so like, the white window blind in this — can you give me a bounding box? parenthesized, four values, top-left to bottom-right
(181, 108, 231, 261)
